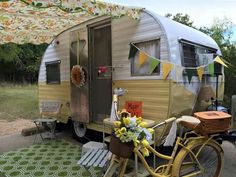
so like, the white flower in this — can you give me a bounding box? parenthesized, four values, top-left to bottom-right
(142, 128, 152, 141)
(128, 117, 137, 128)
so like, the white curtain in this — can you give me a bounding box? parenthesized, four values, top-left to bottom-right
(132, 40, 160, 75)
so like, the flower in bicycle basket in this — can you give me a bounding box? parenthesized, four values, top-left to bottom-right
(113, 110, 154, 157)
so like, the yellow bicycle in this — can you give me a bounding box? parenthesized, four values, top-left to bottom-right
(104, 117, 224, 177)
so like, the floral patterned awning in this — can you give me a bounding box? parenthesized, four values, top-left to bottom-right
(0, 0, 141, 44)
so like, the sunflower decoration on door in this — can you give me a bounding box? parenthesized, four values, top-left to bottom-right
(71, 65, 86, 88)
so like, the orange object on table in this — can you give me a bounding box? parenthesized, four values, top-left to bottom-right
(194, 111, 231, 135)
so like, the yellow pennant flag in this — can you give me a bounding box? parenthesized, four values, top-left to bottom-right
(214, 56, 228, 67)
(162, 63, 173, 80)
(139, 52, 148, 67)
(197, 67, 204, 81)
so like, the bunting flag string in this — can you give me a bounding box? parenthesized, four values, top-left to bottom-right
(214, 56, 228, 68)
(175, 65, 184, 81)
(162, 63, 173, 80)
(197, 67, 204, 82)
(185, 69, 195, 83)
(139, 52, 149, 67)
(128, 44, 138, 59)
(128, 43, 228, 83)
(208, 63, 215, 76)
(150, 57, 160, 74)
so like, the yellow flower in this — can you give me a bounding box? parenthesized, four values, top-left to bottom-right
(141, 139, 149, 147)
(141, 147, 149, 157)
(123, 117, 131, 126)
(116, 133, 121, 138)
(120, 127, 127, 133)
(147, 128, 154, 134)
(115, 129, 122, 137)
(136, 116, 142, 124)
(139, 122, 147, 128)
(113, 121, 121, 128)
(133, 139, 140, 147)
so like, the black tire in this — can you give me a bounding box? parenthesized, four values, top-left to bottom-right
(72, 121, 88, 143)
(173, 140, 223, 177)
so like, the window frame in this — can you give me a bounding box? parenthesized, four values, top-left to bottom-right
(45, 60, 61, 85)
(179, 39, 217, 67)
(130, 39, 161, 77)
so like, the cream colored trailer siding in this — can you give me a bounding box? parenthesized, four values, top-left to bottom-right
(111, 12, 171, 122)
(112, 11, 169, 81)
(38, 32, 71, 123)
(38, 16, 109, 123)
(113, 80, 170, 122)
(38, 32, 71, 82)
(38, 81, 70, 123)
(38, 16, 109, 84)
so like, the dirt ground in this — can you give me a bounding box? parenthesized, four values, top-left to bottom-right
(0, 119, 35, 136)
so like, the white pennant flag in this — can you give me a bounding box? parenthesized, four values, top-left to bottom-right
(175, 65, 184, 81)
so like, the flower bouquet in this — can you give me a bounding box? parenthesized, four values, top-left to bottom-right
(109, 110, 154, 158)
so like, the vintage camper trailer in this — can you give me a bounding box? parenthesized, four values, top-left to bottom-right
(38, 9, 224, 138)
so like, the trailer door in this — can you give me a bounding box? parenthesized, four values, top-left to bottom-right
(89, 21, 112, 123)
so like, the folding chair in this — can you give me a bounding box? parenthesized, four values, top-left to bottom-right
(33, 101, 61, 143)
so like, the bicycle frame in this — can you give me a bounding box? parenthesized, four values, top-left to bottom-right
(132, 131, 223, 177)
(107, 92, 224, 177)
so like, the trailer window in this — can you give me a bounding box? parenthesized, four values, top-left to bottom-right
(181, 42, 217, 67)
(45, 61, 61, 84)
(131, 39, 160, 76)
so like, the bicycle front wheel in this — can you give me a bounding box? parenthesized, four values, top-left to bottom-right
(172, 140, 223, 177)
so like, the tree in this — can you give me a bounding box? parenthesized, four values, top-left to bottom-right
(199, 19, 233, 49)
(0, 43, 48, 83)
(165, 13, 194, 27)
(0, 43, 23, 82)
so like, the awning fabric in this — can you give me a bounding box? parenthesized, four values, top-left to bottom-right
(0, 0, 141, 44)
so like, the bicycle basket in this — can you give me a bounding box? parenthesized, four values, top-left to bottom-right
(194, 111, 231, 135)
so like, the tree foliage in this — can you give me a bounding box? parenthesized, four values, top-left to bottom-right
(0, 43, 48, 83)
(165, 13, 194, 27)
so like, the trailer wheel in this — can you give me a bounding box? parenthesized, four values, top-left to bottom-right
(72, 121, 87, 142)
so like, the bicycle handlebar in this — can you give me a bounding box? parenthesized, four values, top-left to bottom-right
(165, 117, 176, 123)
(152, 117, 176, 129)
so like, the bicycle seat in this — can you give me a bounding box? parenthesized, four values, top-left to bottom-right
(176, 116, 201, 130)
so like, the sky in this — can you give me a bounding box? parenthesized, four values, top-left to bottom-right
(101, 0, 236, 41)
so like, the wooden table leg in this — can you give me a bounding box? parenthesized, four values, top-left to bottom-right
(103, 155, 119, 177)
(118, 158, 129, 177)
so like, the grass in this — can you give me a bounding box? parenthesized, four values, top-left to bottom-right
(0, 84, 39, 121)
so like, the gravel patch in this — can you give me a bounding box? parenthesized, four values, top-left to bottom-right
(0, 119, 35, 136)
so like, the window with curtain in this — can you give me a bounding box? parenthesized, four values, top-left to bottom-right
(181, 42, 217, 67)
(131, 39, 160, 76)
(46, 60, 61, 84)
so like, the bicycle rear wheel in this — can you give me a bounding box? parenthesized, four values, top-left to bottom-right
(172, 140, 223, 177)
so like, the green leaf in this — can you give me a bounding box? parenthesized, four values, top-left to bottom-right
(74, 7, 83, 12)
(36, 3, 43, 7)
